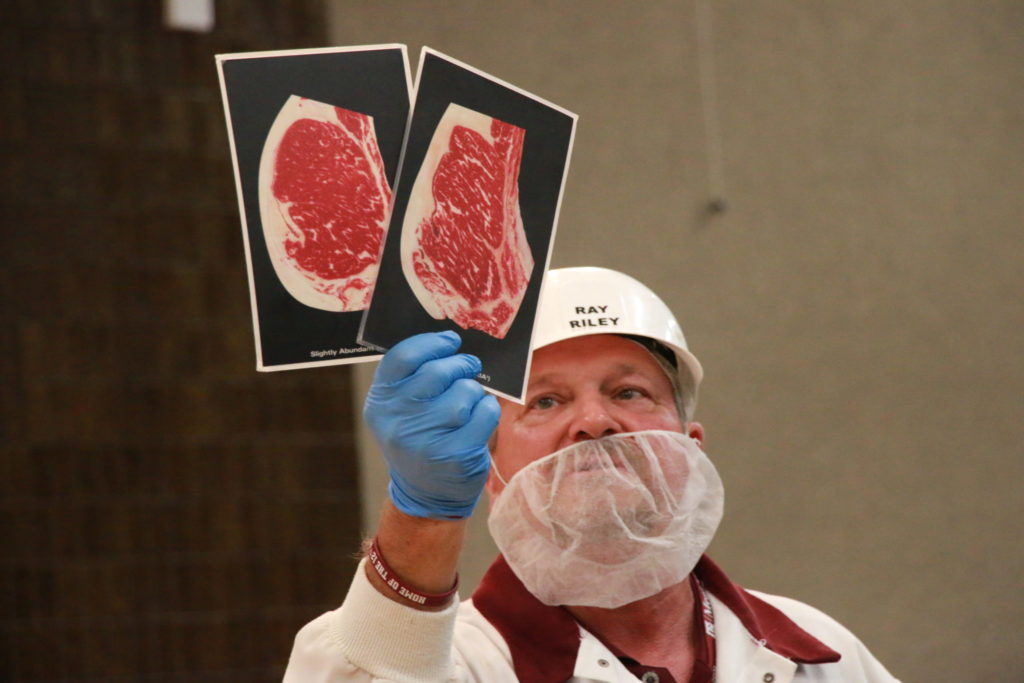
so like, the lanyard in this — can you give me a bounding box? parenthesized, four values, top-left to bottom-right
(693, 577, 717, 680)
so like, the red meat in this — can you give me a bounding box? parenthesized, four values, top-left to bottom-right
(401, 104, 532, 339)
(259, 96, 392, 312)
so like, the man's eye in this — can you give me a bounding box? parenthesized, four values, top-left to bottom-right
(531, 395, 559, 410)
(615, 387, 647, 400)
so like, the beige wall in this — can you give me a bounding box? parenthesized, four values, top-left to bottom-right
(330, 2, 1024, 680)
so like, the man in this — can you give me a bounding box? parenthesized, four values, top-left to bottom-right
(285, 267, 899, 682)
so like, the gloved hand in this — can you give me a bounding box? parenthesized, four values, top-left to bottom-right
(364, 331, 501, 519)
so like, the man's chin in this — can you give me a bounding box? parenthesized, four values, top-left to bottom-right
(549, 478, 655, 517)
(548, 494, 667, 536)
(549, 519, 653, 565)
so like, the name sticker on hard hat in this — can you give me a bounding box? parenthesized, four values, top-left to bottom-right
(569, 305, 620, 329)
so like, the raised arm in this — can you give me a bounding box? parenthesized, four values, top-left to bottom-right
(285, 331, 500, 682)
(362, 330, 499, 604)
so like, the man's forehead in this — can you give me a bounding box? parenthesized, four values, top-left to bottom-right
(527, 335, 667, 384)
(530, 361, 652, 387)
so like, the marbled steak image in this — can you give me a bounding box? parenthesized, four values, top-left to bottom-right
(259, 95, 392, 312)
(400, 103, 531, 339)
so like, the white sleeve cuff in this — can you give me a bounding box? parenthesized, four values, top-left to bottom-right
(326, 557, 461, 682)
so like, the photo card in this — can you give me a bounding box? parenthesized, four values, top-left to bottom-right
(359, 47, 578, 401)
(216, 44, 411, 370)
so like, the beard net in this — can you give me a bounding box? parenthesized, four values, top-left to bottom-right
(487, 430, 724, 608)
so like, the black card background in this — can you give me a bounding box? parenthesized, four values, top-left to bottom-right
(219, 47, 410, 368)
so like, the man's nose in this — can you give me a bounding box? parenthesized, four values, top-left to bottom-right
(568, 396, 623, 442)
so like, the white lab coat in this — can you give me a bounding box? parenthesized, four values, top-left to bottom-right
(284, 557, 899, 683)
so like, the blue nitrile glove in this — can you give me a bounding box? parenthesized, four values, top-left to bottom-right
(364, 331, 501, 519)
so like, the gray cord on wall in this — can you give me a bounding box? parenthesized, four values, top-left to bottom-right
(695, 0, 727, 214)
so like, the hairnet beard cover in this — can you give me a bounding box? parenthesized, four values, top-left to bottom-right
(487, 430, 724, 608)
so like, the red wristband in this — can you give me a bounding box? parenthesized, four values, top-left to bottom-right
(368, 537, 459, 607)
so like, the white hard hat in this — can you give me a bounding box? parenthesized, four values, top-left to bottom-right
(532, 266, 703, 387)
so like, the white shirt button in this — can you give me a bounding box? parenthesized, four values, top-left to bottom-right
(597, 658, 610, 668)
(763, 674, 775, 682)
(642, 672, 660, 683)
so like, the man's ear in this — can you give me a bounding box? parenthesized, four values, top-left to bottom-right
(686, 421, 705, 447)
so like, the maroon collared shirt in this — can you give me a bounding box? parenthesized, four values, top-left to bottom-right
(472, 555, 840, 683)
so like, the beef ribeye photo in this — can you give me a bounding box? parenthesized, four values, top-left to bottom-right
(400, 103, 532, 339)
(259, 95, 392, 312)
